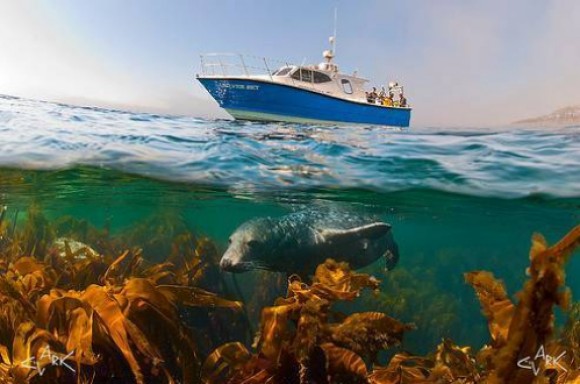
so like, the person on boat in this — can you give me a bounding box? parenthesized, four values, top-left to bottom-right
(383, 92, 394, 107)
(365, 92, 374, 103)
(399, 93, 408, 107)
(369, 87, 378, 102)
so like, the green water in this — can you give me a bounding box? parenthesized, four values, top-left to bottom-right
(1, 166, 578, 355)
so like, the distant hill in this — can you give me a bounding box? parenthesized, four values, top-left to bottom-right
(513, 105, 580, 127)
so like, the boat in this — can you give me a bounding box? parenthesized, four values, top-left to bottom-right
(196, 36, 411, 127)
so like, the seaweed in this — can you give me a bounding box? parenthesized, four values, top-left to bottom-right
(466, 225, 580, 383)
(202, 225, 580, 384)
(0, 208, 242, 383)
(1, 202, 580, 384)
(201, 259, 414, 384)
(361, 265, 459, 352)
(560, 301, 580, 368)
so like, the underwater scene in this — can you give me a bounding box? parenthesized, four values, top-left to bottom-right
(0, 95, 580, 383)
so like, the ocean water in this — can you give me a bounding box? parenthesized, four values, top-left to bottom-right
(1, 94, 579, 358)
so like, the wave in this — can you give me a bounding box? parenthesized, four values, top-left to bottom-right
(1, 95, 579, 199)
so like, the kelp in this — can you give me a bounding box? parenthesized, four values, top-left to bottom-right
(560, 301, 580, 368)
(201, 259, 414, 384)
(457, 225, 580, 383)
(202, 225, 580, 384)
(361, 264, 459, 351)
(468, 225, 580, 383)
(464, 271, 515, 347)
(0, 208, 241, 383)
(1, 204, 580, 383)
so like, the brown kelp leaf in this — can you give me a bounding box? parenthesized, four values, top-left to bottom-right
(194, 236, 222, 266)
(487, 225, 580, 383)
(258, 301, 301, 362)
(0, 344, 10, 365)
(20, 271, 49, 298)
(543, 224, 580, 262)
(103, 249, 143, 283)
(121, 291, 201, 384)
(328, 312, 414, 361)
(142, 262, 176, 284)
(561, 301, 580, 368)
(431, 338, 480, 382)
(156, 285, 242, 309)
(81, 284, 144, 383)
(65, 306, 97, 366)
(11, 257, 44, 276)
(0, 277, 36, 317)
(465, 271, 515, 346)
(286, 275, 317, 302)
(201, 342, 252, 384)
(312, 259, 380, 301)
(320, 342, 368, 379)
(539, 342, 577, 383)
(11, 321, 63, 382)
(36, 290, 83, 328)
(122, 317, 164, 366)
(368, 353, 433, 384)
(121, 278, 176, 315)
(293, 298, 326, 362)
(36, 290, 98, 366)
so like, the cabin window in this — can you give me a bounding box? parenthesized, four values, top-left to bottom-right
(312, 71, 331, 83)
(291, 68, 313, 83)
(273, 67, 292, 76)
(341, 79, 353, 94)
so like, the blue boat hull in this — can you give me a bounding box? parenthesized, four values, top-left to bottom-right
(197, 77, 411, 127)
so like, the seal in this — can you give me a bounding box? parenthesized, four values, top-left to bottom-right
(220, 208, 399, 274)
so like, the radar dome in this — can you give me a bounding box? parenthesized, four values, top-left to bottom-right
(323, 50, 334, 59)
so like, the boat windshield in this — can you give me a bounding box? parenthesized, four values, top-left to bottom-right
(291, 68, 332, 83)
(272, 67, 293, 76)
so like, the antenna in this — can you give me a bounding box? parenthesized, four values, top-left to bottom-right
(332, 7, 337, 55)
(323, 7, 338, 65)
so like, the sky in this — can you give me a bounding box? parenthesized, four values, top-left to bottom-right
(0, 0, 579, 126)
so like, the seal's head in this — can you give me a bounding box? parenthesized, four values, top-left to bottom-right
(220, 218, 276, 272)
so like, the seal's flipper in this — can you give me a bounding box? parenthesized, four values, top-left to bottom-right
(320, 222, 391, 244)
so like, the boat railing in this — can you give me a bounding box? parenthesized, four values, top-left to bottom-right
(199, 53, 295, 80)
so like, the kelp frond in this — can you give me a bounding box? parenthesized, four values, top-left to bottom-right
(468, 224, 580, 383)
(204, 225, 580, 384)
(203, 259, 413, 384)
(464, 271, 515, 347)
(0, 208, 241, 383)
